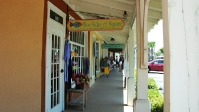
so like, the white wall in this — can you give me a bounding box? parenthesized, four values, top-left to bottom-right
(163, 0, 199, 112)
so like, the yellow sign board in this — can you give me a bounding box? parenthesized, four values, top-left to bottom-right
(67, 19, 125, 31)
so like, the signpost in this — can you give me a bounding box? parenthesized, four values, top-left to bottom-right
(67, 19, 125, 31)
(101, 44, 124, 49)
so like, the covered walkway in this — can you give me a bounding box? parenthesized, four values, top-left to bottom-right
(64, 68, 133, 112)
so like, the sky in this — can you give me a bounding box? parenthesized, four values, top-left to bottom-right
(148, 20, 163, 52)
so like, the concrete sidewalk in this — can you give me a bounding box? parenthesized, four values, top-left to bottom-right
(64, 68, 133, 112)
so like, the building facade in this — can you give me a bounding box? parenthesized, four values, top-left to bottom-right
(1, 0, 199, 112)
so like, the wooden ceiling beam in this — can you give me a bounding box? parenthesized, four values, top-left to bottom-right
(69, 0, 133, 17)
(113, 0, 135, 5)
(148, 23, 154, 29)
(125, 0, 136, 2)
(148, 17, 159, 24)
(75, 6, 110, 16)
(149, 0, 162, 11)
(81, 0, 135, 12)
(148, 26, 153, 30)
(148, 10, 162, 19)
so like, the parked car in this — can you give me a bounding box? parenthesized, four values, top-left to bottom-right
(148, 59, 164, 72)
(156, 56, 164, 59)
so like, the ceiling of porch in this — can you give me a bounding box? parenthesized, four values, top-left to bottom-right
(64, 0, 162, 45)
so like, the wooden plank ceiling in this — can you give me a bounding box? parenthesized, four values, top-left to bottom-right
(64, 0, 162, 44)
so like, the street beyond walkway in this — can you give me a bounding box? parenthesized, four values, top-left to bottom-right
(64, 68, 133, 112)
(148, 71, 164, 95)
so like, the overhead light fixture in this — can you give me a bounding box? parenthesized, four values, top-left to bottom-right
(111, 38, 115, 41)
(123, 11, 128, 18)
(123, 11, 128, 22)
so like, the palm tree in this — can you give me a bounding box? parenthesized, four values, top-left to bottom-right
(156, 51, 161, 56)
(160, 48, 164, 54)
(148, 42, 156, 61)
(156, 47, 164, 56)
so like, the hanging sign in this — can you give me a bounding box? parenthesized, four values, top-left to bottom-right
(102, 44, 124, 49)
(67, 19, 125, 31)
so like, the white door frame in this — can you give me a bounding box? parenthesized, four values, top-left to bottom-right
(95, 41, 100, 72)
(45, 2, 66, 112)
(92, 34, 96, 78)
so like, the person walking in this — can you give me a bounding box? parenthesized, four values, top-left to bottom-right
(119, 55, 123, 71)
(115, 56, 119, 68)
(121, 56, 124, 70)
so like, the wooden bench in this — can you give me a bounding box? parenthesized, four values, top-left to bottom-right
(66, 89, 87, 111)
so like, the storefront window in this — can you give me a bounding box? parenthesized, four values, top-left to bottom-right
(69, 31, 85, 74)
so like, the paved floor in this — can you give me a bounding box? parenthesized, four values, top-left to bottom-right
(64, 68, 133, 112)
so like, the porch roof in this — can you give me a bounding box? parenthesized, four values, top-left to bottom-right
(64, 0, 162, 44)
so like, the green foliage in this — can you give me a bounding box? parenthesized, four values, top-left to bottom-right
(148, 89, 164, 112)
(156, 51, 162, 56)
(148, 41, 156, 48)
(148, 78, 159, 90)
(134, 70, 164, 112)
(156, 47, 164, 56)
(148, 78, 164, 112)
(160, 48, 164, 53)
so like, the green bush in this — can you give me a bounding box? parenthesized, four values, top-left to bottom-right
(148, 78, 163, 112)
(148, 78, 159, 90)
(134, 70, 163, 112)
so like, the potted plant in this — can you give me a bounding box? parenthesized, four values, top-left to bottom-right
(72, 73, 91, 89)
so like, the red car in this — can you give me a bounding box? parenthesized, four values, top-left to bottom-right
(148, 59, 164, 73)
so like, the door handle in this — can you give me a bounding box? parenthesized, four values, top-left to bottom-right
(60, 69, 64, 73)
